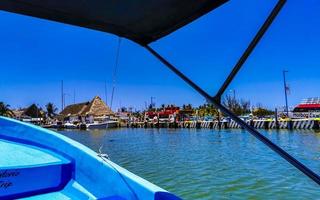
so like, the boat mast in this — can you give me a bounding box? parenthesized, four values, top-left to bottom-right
(73, 89, 76, 104)
(105, 81, 108, 106)
(61, 80, 64, 111)
(110, 37, 122, 110)
(283, 70, 289, 117)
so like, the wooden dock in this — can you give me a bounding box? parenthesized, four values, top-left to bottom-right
(127, 119, 320, 130)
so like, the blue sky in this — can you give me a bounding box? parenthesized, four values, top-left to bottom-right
(0, 0, 319, 111)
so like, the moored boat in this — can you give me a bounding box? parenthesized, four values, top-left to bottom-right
(63, 122, 78, 129)
(86, 120, 119, 129)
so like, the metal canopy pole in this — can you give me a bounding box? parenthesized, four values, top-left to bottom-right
(144, 0, 320, 186)
(215, 0, 287, 100)
(145, 45, 320, 187)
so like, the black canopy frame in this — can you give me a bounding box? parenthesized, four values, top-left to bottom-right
(0, 0, 228, 45)
(1, 0, 320, 187)
(145, 0, 320, 186)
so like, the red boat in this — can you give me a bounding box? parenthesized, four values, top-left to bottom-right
(293, 98, 320, 112)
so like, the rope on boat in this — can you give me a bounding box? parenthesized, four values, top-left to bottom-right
(110, 37, 122, 110)
(98, 146, 110, 160)
(97, 36, 123, 160)
(96, 37, 139, 199)
(98, 147, 139, 200)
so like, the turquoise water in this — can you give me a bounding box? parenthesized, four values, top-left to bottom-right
(57, 128, 320, 199)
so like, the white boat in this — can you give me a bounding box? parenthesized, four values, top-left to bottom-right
(64, 122, 78, 129)
(87, 121, 119, 129)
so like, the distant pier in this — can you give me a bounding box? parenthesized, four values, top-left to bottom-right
(127, 118, 320, 130)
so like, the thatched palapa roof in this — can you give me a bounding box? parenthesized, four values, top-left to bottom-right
(60, 96, 113, 117)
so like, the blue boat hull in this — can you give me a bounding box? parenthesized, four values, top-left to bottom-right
(0, 117, 180, 200)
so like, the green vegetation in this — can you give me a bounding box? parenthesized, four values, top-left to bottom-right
(46, 102, 58, 118)
(197, 104, 219, 117)
(0, 102, 14, 117)
(1, 97, 274, 121)
(24, 104, 44, 118)
(143, 95, 254, 118)
(252, 107, 275, 118)
(222, 95, 251, 116)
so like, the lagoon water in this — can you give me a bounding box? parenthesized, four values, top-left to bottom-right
(57, 128, 320, 199)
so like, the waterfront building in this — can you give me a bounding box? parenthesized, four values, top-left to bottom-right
(145, 106, 180, 123)
(60, 96, 113, 124)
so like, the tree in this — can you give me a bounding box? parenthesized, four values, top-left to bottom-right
(119, 107, 127, 112)
(186, 104, 193, 110)
(253, 104, 274, 118)
(148, 104, 155, 111)
(223, 95, 237, 112)
(46, 102, 58, 118)
(206, 104, 219, 117)
(197, 103, 219, 117)
(240, 99, 251, 114)
(223, 95, 251, 116)
(24, 104, 43, 118)
(0, 102, 14, 117)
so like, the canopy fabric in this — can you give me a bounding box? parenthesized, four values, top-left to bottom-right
(0, 0, 228, 45)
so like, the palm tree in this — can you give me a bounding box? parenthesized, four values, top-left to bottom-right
(25, 104, 43, 118)
(0, 102, 14, 117)
(46, 102, 58, 118)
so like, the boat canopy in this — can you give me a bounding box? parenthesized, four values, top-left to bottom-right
(0, 0, 228, 45)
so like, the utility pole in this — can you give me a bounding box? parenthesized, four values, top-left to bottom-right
(144, 101, 148, 110)
(105, 81, 108, 106)
(275, 108, 279, 129)
(63, 93, 67, 109)
(150, 97, 155, 109)
(36, 103, 39, 119)
(283, 70, 289, 117)
(73, 89, 76, 104)
(61, 80, 64, 111)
